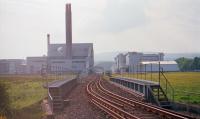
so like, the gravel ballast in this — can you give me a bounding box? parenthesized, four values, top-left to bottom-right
(55, 75, 105, 119)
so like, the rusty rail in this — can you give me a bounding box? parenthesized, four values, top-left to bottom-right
(86, 79, 140, 119)
(98, 78, 194, 119)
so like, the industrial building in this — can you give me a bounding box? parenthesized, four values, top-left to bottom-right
(26, 57, 47, 74)
(112, 52, 179, 73)
(140, 61, 179, 72)
(26, 4, 94, 74)
(0, 59, 26, 74)
(0, 3, 94, 75)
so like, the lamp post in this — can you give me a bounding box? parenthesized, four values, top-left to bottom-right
(158, 61, 161, 100)
(136, 64, 138, 79)
(159, 61, 161, 85)
(140, 64, 142, 79)
(145, 64, 146, 80)
(151, 63, 152, 81)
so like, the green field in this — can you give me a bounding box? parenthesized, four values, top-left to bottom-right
(0, 72, 199, 118)
(0, 74, 76, 119)
(113, 72, 200, 105)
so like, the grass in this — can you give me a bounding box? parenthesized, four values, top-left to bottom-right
(1, 72, 199, 118)
(113, 72, 200, 105)
(0, 74, 76, 119)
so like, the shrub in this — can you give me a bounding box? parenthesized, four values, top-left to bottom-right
(0, 81, 11, 117)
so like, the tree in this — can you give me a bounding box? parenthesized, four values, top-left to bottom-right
(176, 57, 200, 71)
(191, 57, 200, 70)
(175, 57, 193, 71)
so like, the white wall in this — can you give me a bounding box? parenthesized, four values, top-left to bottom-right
(141, 64, 179, 72)
(115, 53, 126, 72)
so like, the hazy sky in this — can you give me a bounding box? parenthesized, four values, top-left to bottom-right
(0, 0, 200, 59)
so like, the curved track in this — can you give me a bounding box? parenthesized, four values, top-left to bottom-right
(86, 75, 195, 119)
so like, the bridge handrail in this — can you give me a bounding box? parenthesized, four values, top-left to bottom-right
(48, 91, 53, 101)
(160, 67, 174, 102)
(48, 90, 53, 111)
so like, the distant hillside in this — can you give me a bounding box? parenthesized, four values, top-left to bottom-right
(94, 52, 200, 62)
(94, 51, 126, 62)
(165, 53, 200, 60)
(94, 61, 114, 71)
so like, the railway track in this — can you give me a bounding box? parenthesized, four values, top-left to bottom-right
(86, 75, 195, 119)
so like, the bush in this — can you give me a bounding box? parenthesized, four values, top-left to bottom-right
(0, 81, 11, 117)
(175, 57, 200, 71)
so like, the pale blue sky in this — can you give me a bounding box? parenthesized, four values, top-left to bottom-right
(0, 0, 200, 59)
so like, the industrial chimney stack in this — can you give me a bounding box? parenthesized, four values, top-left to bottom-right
(47, 34, 50, 56)
(65, 4, 72, 59)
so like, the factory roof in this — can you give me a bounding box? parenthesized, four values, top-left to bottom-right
(141, 61, 177, 65)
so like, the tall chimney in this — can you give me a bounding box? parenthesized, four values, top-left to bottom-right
(47, 34, 50, 56)
(65, 3, 72, 59)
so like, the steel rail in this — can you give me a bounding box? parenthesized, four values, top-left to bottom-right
(90, 99, 125, 119)
(98, 78, 194, 119)
(95, 81, 134, 106)
(91, 82, 124, 108)
(86, 80, 140, 119)
(107, 77, 195, 119)
(87, 80, 133, 119)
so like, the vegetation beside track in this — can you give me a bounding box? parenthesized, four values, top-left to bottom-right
(0, 74, 76, 119)
(112, 72, 200, 105)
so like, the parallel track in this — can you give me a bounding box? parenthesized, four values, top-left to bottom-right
(86, 75, 195, 119)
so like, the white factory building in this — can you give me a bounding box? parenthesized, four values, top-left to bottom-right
(112, 52, 179, 73)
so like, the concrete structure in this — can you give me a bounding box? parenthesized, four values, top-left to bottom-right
(48, 78, 77, 112)
(125, 52, 164, 66)
(26, 56, 47, 74)
(65, 4, 72, 59)
(47, 3, 94, 73)
(110, 77, 172, 108)
(47, 42, 94, 72)
(0, 3, 94, 75)
(114, 53, 127, 73)
(0, 59, 26, 74)
(113, 52, 179, 73)
(126, 52, 164, 73)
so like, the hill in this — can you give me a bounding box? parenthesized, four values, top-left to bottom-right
(95, 52, 200, 62)
(94, 61, 114, 71)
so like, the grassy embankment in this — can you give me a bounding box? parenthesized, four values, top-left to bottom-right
(0, 74, 76, 119)
(113, 72, 200, 104)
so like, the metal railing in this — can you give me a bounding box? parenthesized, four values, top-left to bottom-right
(48, 90, 53, 112)
(159, 67, 175, 102)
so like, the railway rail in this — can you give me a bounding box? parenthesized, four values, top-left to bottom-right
(86, 75, 195, 119)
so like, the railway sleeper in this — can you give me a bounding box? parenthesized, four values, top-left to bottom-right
(87, 82, 140, 119)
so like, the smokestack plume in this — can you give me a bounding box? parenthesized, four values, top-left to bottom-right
(65, 3, 72, 59)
